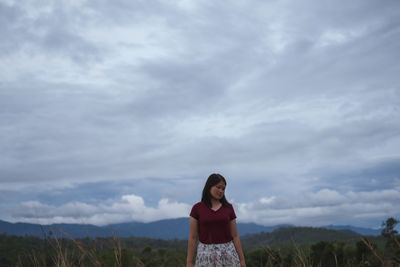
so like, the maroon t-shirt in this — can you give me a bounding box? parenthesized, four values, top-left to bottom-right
(190, 201, 237, 244)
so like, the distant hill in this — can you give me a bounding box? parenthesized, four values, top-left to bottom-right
(241, 226, 361, 248)
(0, 220, 111, 238)
(322, 224, 381, 236)
(109, 218, 190, 239)
(0, 218, 381, 239)
(0, 218, 281, 239)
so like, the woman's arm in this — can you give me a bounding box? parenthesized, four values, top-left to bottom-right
(230, 219, 246, 267)
(187, 217, 199, 267)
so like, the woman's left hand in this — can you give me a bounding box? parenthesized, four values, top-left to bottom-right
(240, 260, 246, 267)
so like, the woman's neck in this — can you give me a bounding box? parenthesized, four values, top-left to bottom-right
(210, 198, 221, 208)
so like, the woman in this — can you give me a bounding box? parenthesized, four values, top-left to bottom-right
(187, 173, 246, 267)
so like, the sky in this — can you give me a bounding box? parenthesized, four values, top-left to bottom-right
(1, 0, 400, 229)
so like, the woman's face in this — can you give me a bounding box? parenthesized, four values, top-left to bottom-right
(210, 180, 226, 200)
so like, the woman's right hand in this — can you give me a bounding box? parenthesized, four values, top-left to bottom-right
(186, 262, 194, 267)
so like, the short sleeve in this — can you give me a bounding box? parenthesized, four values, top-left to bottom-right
(190, 203, 199, 220)
(230, 204, 237, 220)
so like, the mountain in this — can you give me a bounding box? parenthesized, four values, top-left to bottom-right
(109, 218, 190, 239)
(0, 220, 111, 238)
(241, 226, 361, 248)
(0, 218, 381, 239)
(322, 224, 381, 236)
(110, 220, 292, 239)
(237, 222, 293, 235)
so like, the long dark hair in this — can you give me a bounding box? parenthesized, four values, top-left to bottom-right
(201, 173, 231, 208)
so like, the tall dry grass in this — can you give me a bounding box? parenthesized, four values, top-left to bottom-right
(15, 227, 146, 267)
(361, 235, 400, 267)
(13, 225, 399, 267)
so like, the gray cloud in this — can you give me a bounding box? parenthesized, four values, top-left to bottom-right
(1, 1, 102, 64)
(1, 0, 399, 227)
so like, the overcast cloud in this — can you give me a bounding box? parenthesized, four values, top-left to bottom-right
(1, 0, 399, 228)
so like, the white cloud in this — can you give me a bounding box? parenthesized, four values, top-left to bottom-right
(307, 189, 347, 206)
(10, 189, 400, 227)
(346, 189, 400, 203)
(11, 194, 192, 226)
(234, 189, 400, 226)
(259, 196, 276, 205)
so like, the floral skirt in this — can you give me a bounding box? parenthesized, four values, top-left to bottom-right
(195, 241, 240, 267)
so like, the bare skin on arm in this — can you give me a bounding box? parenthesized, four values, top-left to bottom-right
(230, 219, 246, 267)
(186, 217, 198, 267)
